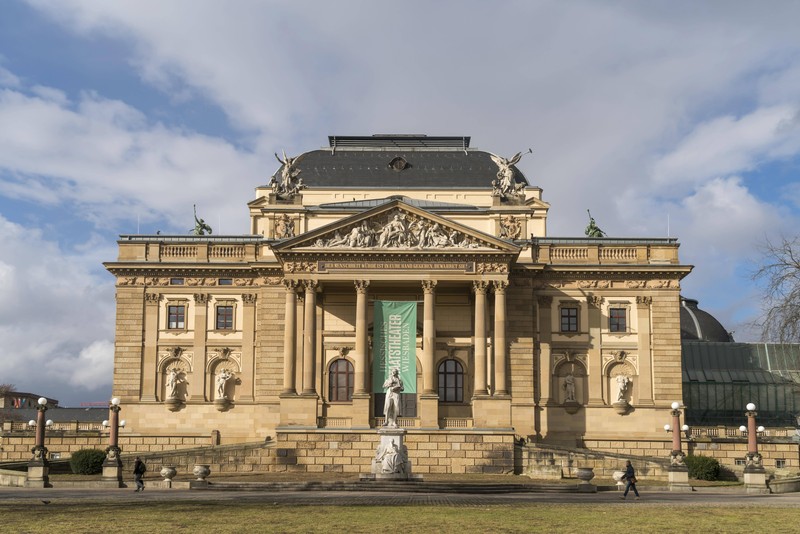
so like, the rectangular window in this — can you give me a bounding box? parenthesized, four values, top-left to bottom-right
(776, 459, 787, 469)
(218, 278, 233, 286)
(609, 308, 627, 332)
(168, 305, 185, 329)
(216, 305, 234, 330)
(735, 459, 747, 467)
(560, 307, 578, 332)
(170, 278, 184, 286)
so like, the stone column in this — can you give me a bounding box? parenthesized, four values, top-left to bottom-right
(493, 281, 509, 396)
(587, 295, 604, 406)
(141, 293, 160, 402)
(421, 280, 437, 395)
(193, 293, 209, 401)
(282, 280, 298, 395)
(636, 296, 654, 405)
(240, 293, 256, 402)
(473, 281, 489, 396)
(354, 280, 370, 395)
(537, 296, 553, 405)
(301, 280, 318, 396)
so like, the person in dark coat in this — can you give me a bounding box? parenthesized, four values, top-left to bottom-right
(133, 456, 146, 492)
(621, 460, 640, 500)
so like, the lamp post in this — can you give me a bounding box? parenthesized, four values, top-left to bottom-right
(101, 397, 126, 486)
(741, 402, 769, 494)
(664, 401, 691, 491)
(25, 397, 52, 487)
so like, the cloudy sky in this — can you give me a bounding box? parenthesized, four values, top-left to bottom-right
(2, 1, 800, 406)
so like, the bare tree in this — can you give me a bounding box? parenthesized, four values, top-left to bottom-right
(0, 383, 16, 396)
(752, 235, 800, 342)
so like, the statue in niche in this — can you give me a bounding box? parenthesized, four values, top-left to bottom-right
(216, 369, 234, 400)
(274, 214, 295, 239)
(489, 149, 531, 199)
(616, 374, 630, 402)
(585, 210, 606, 238)
(191, 204, 213, 235)
(563, 373, 576, 402)
(166, 367, 182, 399)
(382, 368, 404, 428)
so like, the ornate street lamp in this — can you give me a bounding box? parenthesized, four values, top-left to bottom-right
(742, 402, 769, 494)
(25, 397, 52, 487)
(664, 401, 691, 491)
(101, 397, 125, 486)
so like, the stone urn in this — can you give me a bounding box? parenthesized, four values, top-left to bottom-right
(193, 464, 211, 481)
(576, 467, 595, 484)
(160, 466, 177, 482)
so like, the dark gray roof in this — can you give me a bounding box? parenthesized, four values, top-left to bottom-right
(316, 195, 482, 212)
(680, 297, 735, 342)
(273, 135, 530, 189)
(0, 407, 108, 423)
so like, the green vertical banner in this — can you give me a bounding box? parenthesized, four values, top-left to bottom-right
(372, 301, 417, 393)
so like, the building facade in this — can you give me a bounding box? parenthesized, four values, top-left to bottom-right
(103, 135, 692, 473)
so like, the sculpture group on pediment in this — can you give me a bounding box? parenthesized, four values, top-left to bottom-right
(269, 150, 306, 199)
(489, 150, 530, 200)
(313, 210, 485, 250)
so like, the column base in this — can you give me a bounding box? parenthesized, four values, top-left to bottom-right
(743, 468, 770, 494)
(418, 394, 440, 429)
(25, 462, 50, 488)
(351, 393, 372, 429)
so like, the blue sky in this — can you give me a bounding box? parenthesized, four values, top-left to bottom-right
(1, 0, 800, 406)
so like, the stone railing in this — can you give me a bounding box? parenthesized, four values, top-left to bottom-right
(439, 417, 473, 429)
(317, 417, 352, 428)
(2, 420, 105, 433)
(688, 426, 798, 439)
(372, 417, 418, 428)
(115, 236, 264, 263)
(532, 238, 680, 265)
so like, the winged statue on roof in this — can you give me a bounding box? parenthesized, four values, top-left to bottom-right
(489, 148, 531, 200)
(269, 150, 307, 199)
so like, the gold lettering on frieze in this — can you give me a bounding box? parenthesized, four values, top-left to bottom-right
(317, 261, 475, 272)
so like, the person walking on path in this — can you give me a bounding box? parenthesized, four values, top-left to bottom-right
(621, 460, 640, 500)
(133, 456, 146, 492)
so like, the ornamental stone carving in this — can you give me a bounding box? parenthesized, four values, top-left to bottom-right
(284, 261, 318, 273)
(274, 213, 296, 239)
(355, 280, 370, 293)
(421, 280, 437, 293)
(241, 293, 256, 305)
(473, 281, 489, 294)
(499, 216, 522, 239)
(193, 293, 208, 304)
(626, 280, 646, 289)
(489, 150, 530, 200)
(537, 296, 553, 306)
(636, 296, 653, 306)
(476, 262, 508, 274)
(588, 295, 603, 307)
(493, 280, 509, 293)
(310, 209, 489, 250)
(269, 150, 306, 200)
(144, 293, 161, 304)
(118, 276, 138, 286)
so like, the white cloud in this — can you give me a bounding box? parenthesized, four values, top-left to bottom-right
(0, 213, 116, 403)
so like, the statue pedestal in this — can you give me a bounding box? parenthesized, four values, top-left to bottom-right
(612, 401, 631, 415)
(563, 400, 581, 415)
(744, 467, 770, 494)
(668, 466, 692, 492)
(365, 428, 420, 480)
(25, 461, 50, 488)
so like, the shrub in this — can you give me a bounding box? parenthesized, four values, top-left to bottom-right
(69, 449, 106, 475)
(685, 454, 721, 481)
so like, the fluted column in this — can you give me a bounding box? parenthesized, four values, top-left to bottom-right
(354, 280, 370, 394)
(422, 280, 437, 394)
(473, 281, 489, 396)
(301, 280, 318, 395)
(282, 280, 298, 395)
(493, 280, 509, 395)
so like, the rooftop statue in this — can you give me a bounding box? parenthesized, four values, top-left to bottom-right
(270, 150, 306, 199)
(585, 210, 606, 238)
(191, 204, 213, 235)
(489, 148, 531, 200)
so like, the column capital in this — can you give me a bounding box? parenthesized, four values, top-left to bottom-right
(636, 295, 653, 307)
(537, 295, 553, 307)
(193, 293, 209, 304)
(144, 293, 161, 305)
(302, 279, 319, 292)
(283, 279, 299, 291)
(493, 280, 509, 293)
(472, 280, 489, 294)
(354, 280, 370, 293)
(241, 293, 257, 305)
(588, 295, 603, 308)
(421, 280, 438, 293)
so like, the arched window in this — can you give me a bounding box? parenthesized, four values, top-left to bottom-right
(329, 359, 354, 402)
(438, 359, 464, 403)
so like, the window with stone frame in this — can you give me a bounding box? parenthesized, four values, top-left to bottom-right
(328, 359, 354, 402)
(167, 303, 186, 330)
(560, 306, 579, 333)
(215, 302, 235, 330)
(609, 307, 628, 332)
(438, 359, 464, 403)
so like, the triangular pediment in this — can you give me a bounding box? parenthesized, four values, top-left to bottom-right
(272, 200, 520, 254)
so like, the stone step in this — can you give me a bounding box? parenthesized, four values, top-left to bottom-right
(198, 480, 580, 493)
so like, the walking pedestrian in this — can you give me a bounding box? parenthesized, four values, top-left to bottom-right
(620, 460, 640, 500)
(133, 456, 146, 492)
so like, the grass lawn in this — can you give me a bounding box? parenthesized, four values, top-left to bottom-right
(1, 502, 798, 533)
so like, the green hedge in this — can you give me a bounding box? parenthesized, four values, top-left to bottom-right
(685, 454, 721, 481)
(69, 449, 106, 475)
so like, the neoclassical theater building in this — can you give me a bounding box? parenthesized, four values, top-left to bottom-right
(104, 135, 692, 473)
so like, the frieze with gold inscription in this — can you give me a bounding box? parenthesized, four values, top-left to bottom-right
(317, 260, 477, 273)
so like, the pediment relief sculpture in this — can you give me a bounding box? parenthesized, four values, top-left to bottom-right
(309, 209, 494, 250)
